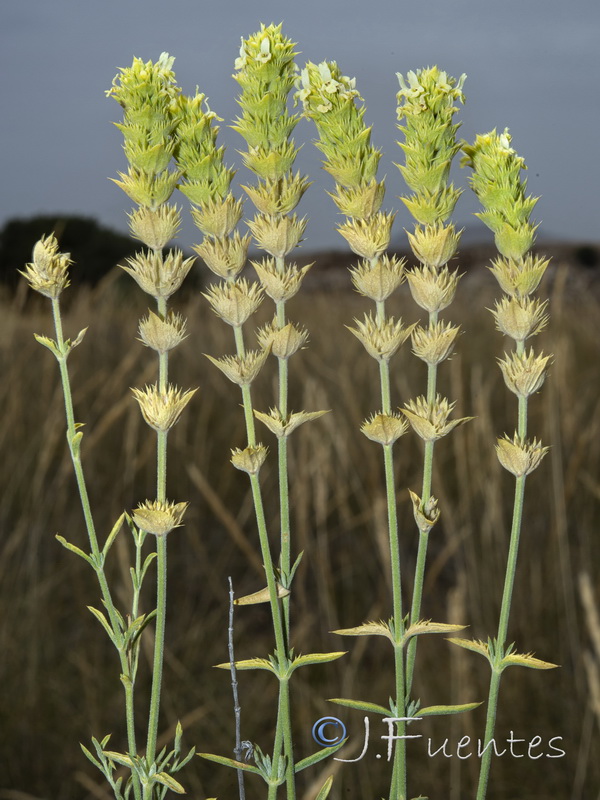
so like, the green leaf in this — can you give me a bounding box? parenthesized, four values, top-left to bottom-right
(81, 743, 103, 770)
(70, 430, 84, 458)
(214, 657, 276, 673)
(140, 551, 158, 582)
(501, 652, 559, 670)
(314, 775, 334, 800)
(153, 772, 186, 793)
(404, 620, 466, 644)
(329, 697, 389, 716)
(446, 637, 491, 662)
(55, 534, 94, 566)
(103, 513, 125, 557)
(294, 739, 346, 772)
(34, 333, 61, 358)
(234, 584, 290, 605)
(332, 621, 393, 642)
(173, 745, 196, 772)
(418, 702, 482, 717)
(198, 753, 261, 775)
(290, 651, 346, 672)
(87, 606, 117, 643)
(104, 750, 134, 768)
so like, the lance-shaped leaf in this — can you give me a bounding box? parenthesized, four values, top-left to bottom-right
(403, 620, 466, 645)
(153, 772, 186, 794)
(34, 333, 61, 359)
(87, 606, 118, 644)
(214, 657, 276, 674)
(55, 535, 94, 566)
(332, 620, 394, 643)
(235, 583, 290, 605)
(329, 697, 389, 716)
(447, 638, 492, 663)
(103, 513, 126, 558)
(418, 702, 483, 717)
(501, 651, 559, 670)
(290, 651, 346, 673)
(199, 753, 261, 775)
(314, 775, 334, 800)
(103, 750, 134, 768)
(294, 739, 346, 772)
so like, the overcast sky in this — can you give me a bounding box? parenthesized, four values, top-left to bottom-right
(2, 0, 598, 253)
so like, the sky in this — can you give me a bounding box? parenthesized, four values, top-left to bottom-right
(2, 0, 599, 254)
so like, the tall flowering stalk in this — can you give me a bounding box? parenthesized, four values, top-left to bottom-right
(298, 61, 475, 800)
(107, 53, 196, 797)
(458, 129, 558, 799)
(395, 67, 471, 697)
(298, 60, 411, 800)
(175, 29, 341, 800)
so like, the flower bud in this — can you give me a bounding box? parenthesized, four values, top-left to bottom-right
(138, 310, 187, 353)
(252, 258, 312, 302)
(402, 395, 472, 442)
(132, 384, 196, 432)
(128, 205, 181, 250)
(411, 321, 460, 366)
(231, 445, 268, 475)
(247, 213, 306, 258)
(348, 314, 414, 362)
(409, 490, 440, 534)
(133, 500, 188, 536)
(206, 348, 270, 386)
(495, 435, 549, 477)
(350, 255, 405, 302)
(257, 320, 309, 359)
(203, 279, 263, 327)
(20, 234, 72, 299)
(498, 349, 551, 397)
(191, 196, 244, 238)
(407, 223, 461, 268)
(407, 266, 460, 313)
(361, 413, 409, 446)
(338, 213, 395, 259)
(122, 249, 194, 299)
(492, 296, 548, 342)
(193, 231, 250, 279)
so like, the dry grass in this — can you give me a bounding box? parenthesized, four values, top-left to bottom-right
(0, 256, 598, 799)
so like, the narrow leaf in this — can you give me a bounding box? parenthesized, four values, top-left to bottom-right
(418, 702, 482, 717)
(103, 750, 134, 768)
(103, 513, 125, 557)
(34, 333, 61, 358)
(291, 652, 346, 672)
(198, 753, 261, 775)
(55, 535, 93, 566)
(214, 657, 275, 673)
(332, 621, 393, 642)
(294, 740, 346, 772)
(315, 775, 334, 800)
(446, 638, 491, 661)
(81, 743, 103, 770)
(501, 652, 559, 670)
(87, 606, 116, 642)
(235, 584, 290, 605)
(173, 746, 196, 772)
(153, 772, 186, 794)
(329, 697, 389, 716)
(404, 620, 466, 641)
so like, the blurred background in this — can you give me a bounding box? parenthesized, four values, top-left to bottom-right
(1, 1, 599, 799)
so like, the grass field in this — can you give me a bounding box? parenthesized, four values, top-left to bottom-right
(0, 250, 598, 800)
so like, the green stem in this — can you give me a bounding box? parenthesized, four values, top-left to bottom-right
(477, 337, 529, 800)
(233, 317, 293, 800)
(376, 292, 406, 800)
(146, 293, 169, 768)
(476, 474, 527, 800)
(406, 309, 439, 697)
(51, 298, 141, 800)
